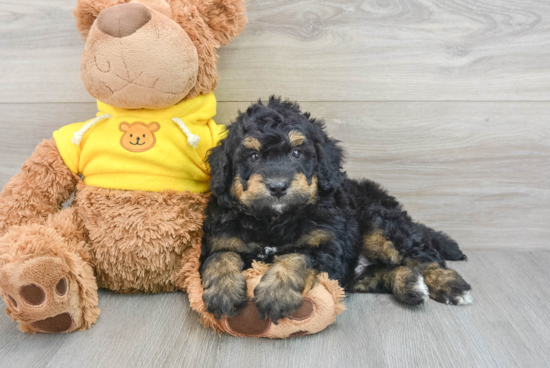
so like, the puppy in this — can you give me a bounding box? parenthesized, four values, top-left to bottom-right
(200, 97, 472, 322)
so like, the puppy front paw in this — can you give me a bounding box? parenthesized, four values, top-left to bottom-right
(203, 273, 248, 319)
(254, 279, 304, 323)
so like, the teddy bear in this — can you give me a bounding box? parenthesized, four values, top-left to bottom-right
(0, 0, 344, 338)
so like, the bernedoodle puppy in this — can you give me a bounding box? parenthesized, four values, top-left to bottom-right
(200, 97, 472, 322)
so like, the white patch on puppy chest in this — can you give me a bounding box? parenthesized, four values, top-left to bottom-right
(273, 203, 285, 213)
(264, 247, 277, 256)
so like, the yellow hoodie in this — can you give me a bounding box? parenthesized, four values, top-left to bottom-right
(53, 93, 226, 193)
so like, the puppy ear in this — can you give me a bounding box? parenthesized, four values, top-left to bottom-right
(73, 0, 120, 41)
(315, 127, 345, 192)
(196, 0, 248, 46)
(207, 140, 234, 205)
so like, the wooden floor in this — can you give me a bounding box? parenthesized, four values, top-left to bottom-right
(1, 0, 550, 367)
(0, 251, 548, 368)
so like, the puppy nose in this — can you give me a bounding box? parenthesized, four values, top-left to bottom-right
(267, 181, 289, 198)
(97, 3, 152, 38)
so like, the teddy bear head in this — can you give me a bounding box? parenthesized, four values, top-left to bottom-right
(74, 0, 247, 109)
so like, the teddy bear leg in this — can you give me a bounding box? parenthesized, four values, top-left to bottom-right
(0, 209, 99, 333)
(223, 270, 345, 338)
(191, 262, 345, 338)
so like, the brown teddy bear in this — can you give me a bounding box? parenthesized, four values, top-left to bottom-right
(0, 0, 344, 338)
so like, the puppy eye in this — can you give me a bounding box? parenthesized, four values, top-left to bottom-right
(250, 152, 259, 162)
(291, 149, 302, 159)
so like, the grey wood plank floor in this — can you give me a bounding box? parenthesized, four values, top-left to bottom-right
(0, 251, 548, 368)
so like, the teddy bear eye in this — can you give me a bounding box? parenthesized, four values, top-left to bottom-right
(143, 134, 146, 137)
(130, 134, 133, 137)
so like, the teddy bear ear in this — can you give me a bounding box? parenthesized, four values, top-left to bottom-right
(195, 0, 248, 46)
(147, 122, 161, 132)
(73, 0, 122, 41)
(119, 122, 130, 132)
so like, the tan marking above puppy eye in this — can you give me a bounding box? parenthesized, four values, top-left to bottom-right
(289, 131, 306, 147)
(243, 136, 261, 151)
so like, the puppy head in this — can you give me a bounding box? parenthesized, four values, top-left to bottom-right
(208, 97, 345, 215)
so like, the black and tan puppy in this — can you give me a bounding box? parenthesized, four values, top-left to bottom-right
(200, 97, 472, 322)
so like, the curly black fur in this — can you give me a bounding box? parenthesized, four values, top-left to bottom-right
(200, 96, 472, 321)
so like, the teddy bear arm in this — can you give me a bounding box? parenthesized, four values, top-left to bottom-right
(0, 138, 79, 236)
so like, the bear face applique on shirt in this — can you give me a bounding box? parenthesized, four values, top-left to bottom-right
(119, 122, 160, 152)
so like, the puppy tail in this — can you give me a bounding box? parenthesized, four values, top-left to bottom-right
(418, 224, 467, 261)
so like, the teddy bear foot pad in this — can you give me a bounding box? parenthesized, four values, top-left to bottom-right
(225, 298, 315, 336)
(1, 257, 84, 333)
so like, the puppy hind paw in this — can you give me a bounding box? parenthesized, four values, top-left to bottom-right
(454, 290, 473, 305)
(411, 274, 430, 304)
(440, 290, 474, 305)
(425, 268, 473, 306)
(392, 267, 429, 306)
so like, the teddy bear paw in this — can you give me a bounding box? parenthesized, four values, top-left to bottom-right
(0, 256, 86, 333)
(224, 298, 316, 337)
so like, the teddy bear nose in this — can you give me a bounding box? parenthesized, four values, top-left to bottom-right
(97, 3, 152, 38)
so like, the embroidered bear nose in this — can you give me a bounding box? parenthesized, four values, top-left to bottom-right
(267, 181, 289, 198)
(97, 3, 152, 38)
